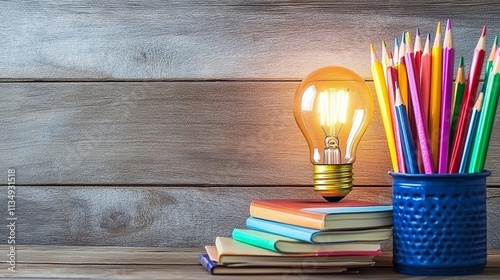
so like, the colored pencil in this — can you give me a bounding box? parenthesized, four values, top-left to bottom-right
(398, 33, 409, 113)
(405, 34, 434, 173)
(420, 34, 432, 125)
(370, 43, 399, 172)
(385, 50, 406, 173)
(459, 93, 483, 173)
(471, 37, 498, 147)
(449, 26, 487, 173)
(381, 41, 389, 83)
(395, 85, 419, 174)
(482, 36, 498, 91)
(438, 19, 454, 173)
(429, 21, 442, 171)
(468, 48, 500, 173)
(405, 32, 423, 171)
(414, 28, 423, 82)
(393, 38, 399, 68)
(405, 32, 419, 159)
(450, 57, 465, 141)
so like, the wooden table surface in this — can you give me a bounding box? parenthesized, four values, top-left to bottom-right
(0, 246, 498, 279)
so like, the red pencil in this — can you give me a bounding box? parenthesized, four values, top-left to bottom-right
(414, 28, 423, 82)
(449, 26, 487, 173)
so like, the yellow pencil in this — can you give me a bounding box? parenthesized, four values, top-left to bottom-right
(370, 44, 399, 172)
(381, 41, 389, 83)
(398, 33, 409, 112)
(429, 21, 442, 171)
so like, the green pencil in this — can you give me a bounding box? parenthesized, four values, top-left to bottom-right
(477, 36, 498, 99)
(450, 57, 465, 140)
(468, 49, 500, 173)
(485, 36, 498, 84)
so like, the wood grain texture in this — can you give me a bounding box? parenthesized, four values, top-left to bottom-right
(0, 186, 387, 247)
(1, 264, 498, 280)
(1, 1, 499, 79)
(1, 245, 204, 265)
(0, 186, 499, 248)
(1, 245, 498, 266)
(3, 1, 500, 253)
(0, 246, 498, 279)
(2, 81, 500, 186)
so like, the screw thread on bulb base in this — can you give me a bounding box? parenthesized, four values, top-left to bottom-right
(313, 164, 353, 202)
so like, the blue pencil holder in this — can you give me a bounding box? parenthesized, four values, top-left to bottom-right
(390, 171, 490, 276)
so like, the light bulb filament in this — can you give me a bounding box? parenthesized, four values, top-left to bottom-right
(319, 89, 349, 137)
(318, 89, 349, 164)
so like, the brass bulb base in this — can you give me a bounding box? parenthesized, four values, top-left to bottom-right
(313, 164, 353, 202)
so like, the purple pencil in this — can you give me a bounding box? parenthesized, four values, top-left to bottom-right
(405, 32, 434, 173)
(438, 19, 455, 173)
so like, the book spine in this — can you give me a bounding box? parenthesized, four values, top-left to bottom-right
(232, 229, 278, 252)
(198, 254, 215, 274)
(246, 217, 314, 243)
(249, 205, 325, 229)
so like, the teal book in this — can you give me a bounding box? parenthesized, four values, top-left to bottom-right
(246, 217, 392, 244)
(232, 228, 381, 254)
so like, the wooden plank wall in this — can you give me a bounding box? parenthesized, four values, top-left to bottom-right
(1, 1, 499, 248)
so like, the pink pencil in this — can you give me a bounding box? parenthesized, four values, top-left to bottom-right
(420, 34, 432, 125)
(405, 33, 434, 173)
(438, 19, 455, 173)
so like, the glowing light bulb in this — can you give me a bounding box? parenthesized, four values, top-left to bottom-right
(293, 66, 374, 202)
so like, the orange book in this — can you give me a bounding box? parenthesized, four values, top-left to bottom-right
(249, 199, 392, 230)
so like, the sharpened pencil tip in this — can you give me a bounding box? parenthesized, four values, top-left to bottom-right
(416, 28, 420, 36)
(446, 19, 451, 30)
(436, 21, 441, 33)
(406, 32, 412, 45)
(370, 43, 378, 62)
(423, 33, 431, 53)
(401, 32, 406, 44)
(395, 84, 403, 106)
(494, 49, 500, 73)
(459, 56, 464, 67)
(474, 92, 484, 111)
(494, 36, 498, 46)
(481, 26, 487, 37)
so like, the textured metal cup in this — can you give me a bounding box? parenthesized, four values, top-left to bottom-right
(390, 171, 490, 276)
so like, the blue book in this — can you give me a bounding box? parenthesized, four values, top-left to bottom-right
(199, 254, 218, 274)
(246, 217, 392, 244)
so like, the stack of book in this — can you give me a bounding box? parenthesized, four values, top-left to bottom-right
(200, 199, 393, 275)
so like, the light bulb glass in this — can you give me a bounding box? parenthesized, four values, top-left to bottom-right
(293, 66, 374, 201)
